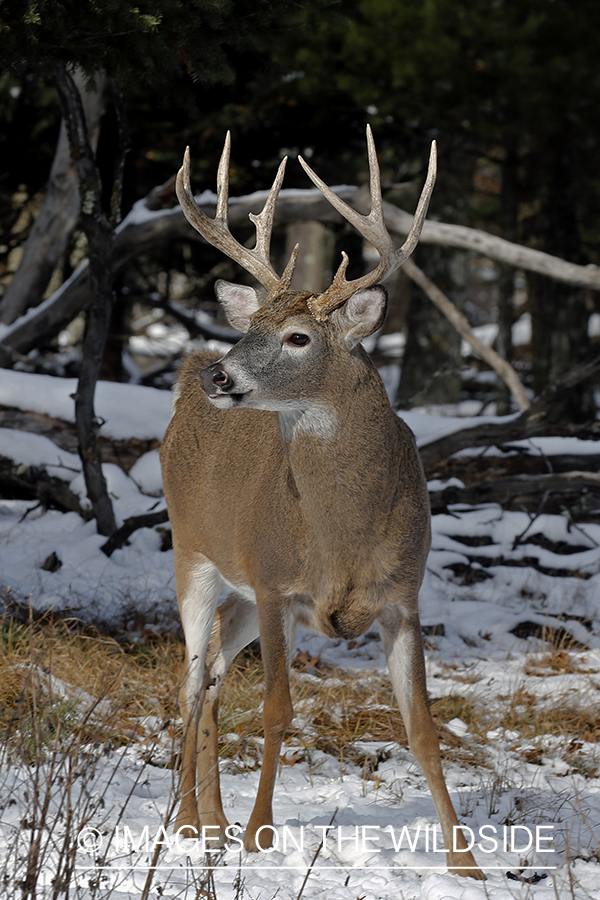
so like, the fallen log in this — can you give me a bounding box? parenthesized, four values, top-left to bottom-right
(2, 183, 600, 365)
(0, 405, 159, 472)
(0, 188, 354, 364)
(429, 470, 600, 516)
(0, 455, 90, 519)
(420, 352, 600, 472)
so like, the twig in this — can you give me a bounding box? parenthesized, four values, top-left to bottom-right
(295, 807, 338, 900)
(100, 508, 169, 556)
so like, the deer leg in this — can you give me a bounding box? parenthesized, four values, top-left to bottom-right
(378, 605, 485, 880)
(174, 550, 224, 838)
(195, 593, 259, 847)
(244, 596, 295, 852)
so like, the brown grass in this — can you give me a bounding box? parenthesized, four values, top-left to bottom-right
(0, 613, 183, 758)
(1, 612, 599, 776)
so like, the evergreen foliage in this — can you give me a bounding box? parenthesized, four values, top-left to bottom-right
(0, 0, 315, 89)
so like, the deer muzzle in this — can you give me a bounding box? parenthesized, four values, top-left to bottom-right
(200, 362, 233, 397)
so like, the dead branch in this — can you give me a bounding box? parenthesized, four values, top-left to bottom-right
(381, 198, 600, 291)
(100, 508, 169, 557)
(402, 257, 530, 410)
(0, 455, 90, 519)
(419, 351, 600, 473)
(145, 294, 241, 343)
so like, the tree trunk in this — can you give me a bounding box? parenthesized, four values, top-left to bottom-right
(54, 65, 117, 537)
(396, 246, 462, 408)
(528, 147, 593, 421)
(100, 81, 131, 382)
(0, 70, 105, 325)
(495, 143, 519, 415)
(285, 220, 334, 293)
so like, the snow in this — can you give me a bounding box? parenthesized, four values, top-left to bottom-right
(0, 370, 171, 441)
(1, 370, 600, 898)
(457, 314, 532, 355)
(0, 427, 81, 481)
(512, 312, 532, 347)
(588, 312, 600, 338)
(4, 736, 592, 899)
(401, 408, 521, 448)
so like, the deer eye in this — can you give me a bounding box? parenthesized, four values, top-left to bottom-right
(285, 333, 310, 347)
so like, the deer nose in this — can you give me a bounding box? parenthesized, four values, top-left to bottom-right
(212, 368, 231, 387)
(200, 363, 233, 394)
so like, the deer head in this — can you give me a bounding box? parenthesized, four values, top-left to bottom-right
(175, 128, 436, 412)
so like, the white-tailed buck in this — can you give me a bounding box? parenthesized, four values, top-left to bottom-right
(160, 128, 484, 878)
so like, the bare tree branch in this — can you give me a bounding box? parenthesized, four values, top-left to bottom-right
(381, 197, 600, 291)
(420, 351, 600, 473)
(402, 258, 530, 410)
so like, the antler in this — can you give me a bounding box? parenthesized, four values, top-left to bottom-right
(176, 132, 299, 296)
(298, 126, 437, 321)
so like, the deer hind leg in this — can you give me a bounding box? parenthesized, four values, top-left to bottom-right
(378, 605, 485, 880)
(244, 594, 295, 852)
(195, 592, 259, 846)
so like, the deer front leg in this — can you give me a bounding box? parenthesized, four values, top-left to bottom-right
(194, 593, 259, 847)
(175, 552, 223, 839)
(244, 595, 295, 852)
(378, 605, 485, 880)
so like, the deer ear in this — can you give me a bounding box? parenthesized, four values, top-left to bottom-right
(336, 286, 388, 346)
(214, 280, 262, 333)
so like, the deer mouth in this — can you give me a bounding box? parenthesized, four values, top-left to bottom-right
(207, 389, 249, 408)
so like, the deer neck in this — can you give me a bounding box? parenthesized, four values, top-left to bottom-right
(277, 358, 400, 530)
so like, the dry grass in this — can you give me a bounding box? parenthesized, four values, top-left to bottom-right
(217, 647, 488, 771)
(0, 613, 481, 772)
(1, 611, 599, 776)
(0, 612, 184, 759)
(497, 687, 600, 745)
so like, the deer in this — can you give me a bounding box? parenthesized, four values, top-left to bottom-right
(159, 127, 484, 879)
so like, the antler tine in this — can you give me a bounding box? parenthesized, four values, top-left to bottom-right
(393, 139, 437, 268)
(299, 129, 437, 321)
(215, 131, 231, 225)
(364, 124, 387, 233)
(298, 130, 394, 253)
(176, 135, 298, 296)
(279, 242, 300, 293)
(249, 155, 287, 262)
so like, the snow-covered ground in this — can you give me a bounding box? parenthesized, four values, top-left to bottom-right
(1, 369, 599, 899)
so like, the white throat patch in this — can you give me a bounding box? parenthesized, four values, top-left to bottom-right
(278, 404, 337, 441)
